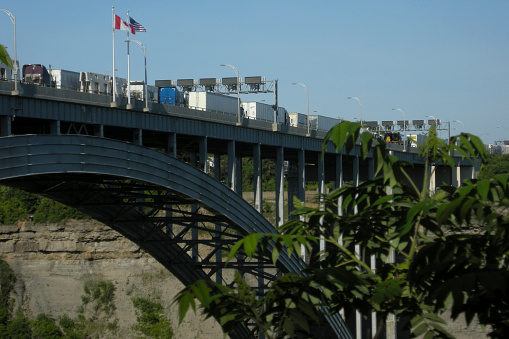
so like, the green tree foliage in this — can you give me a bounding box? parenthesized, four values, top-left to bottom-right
(0, 186, 89, 224)
(58, 314, 88, 339)
(478, 154, 509, 179)
(132, 297, 173, 338)
(176, 123, 509, 338)
(4, 309, 31, 339)
(81, 280, 116, 318)
(0, 259, 16, 326)
(0, 260, 117, 338)
(31, 313, 64, 338)
(0, 44, 13, 68)
(77, 279, 118, 336)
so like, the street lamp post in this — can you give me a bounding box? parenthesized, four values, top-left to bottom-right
(426, 115, 441, 138)
(126, 40, 149, 112)
(348, 97, 363, 127)
(103, 69, 118, 75)
(425, 115, 437, 126)
(1, 9, 18, 95)
(393, 108, 406, 151)
(453, 120, 464, 132)
(220, 64, 241, 125)
(292, 82, 310, 136)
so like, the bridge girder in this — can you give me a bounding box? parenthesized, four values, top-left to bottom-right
(0, 134, 350, 338)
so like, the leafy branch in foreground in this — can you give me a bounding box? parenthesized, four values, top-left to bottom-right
(175, 122, 509, 338)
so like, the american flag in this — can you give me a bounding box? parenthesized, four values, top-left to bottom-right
(129, 17, 146, 32)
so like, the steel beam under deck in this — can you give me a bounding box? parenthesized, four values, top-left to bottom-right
(0, 134, 350, 338)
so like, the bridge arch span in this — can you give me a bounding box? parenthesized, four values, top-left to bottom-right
(0, 134, 349, 338)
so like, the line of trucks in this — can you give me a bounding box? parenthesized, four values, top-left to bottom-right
(18, 63, 341, 132)
(2, 63, 437, 143)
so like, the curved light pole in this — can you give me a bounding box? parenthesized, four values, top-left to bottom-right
(425, 115, 437, 126)
(393, 108, 406, 151)
(1, 9, 18, 95)
(426, 115, 441, 138)
(103, 69, 118, 75)
(453, 120, 465, 132)
(126, 40, 149, 112)
(348, 97, 363, 127)
(292, 82, 310, 136)
(220, 64, 241, 125)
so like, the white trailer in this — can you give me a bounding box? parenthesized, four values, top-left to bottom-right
(188, 92, 239, 116)
(129, 81, 158, 102)
(80, 72, 111, 95)
(241, 102, 288, 123)
(308, 115, 339, 131)
(48, 69, 80, 91)
(115, 77, 127, 97)
(288, 113, 307, 128)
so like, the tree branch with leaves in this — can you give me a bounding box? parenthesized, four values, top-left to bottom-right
(175, 121, 508, 339)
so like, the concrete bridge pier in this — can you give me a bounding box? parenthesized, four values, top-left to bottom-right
(275, 147, 285, 227)
(1, 114, 11, 136)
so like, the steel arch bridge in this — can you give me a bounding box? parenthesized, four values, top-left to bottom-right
(0, 134, 350, 338)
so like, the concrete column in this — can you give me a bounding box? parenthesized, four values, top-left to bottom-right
(298, 149, 306, 204)
(335, 153, 343, 216)
(0, 115, 11, 136)
(452, 161, 461, 188)
(190, 152, 198, 261)
(214, 153, 223, 284)
(352, 155, 362, 339)
(236, 157, 243, 197)
(133, 128, 142, 145)
(429, 164, 436, 195)
(252, 146, 265, 299)
(335, 152, 344, 319)
(298, 149, 307, 261)
(93, 124, 104, 137)
(275, 147, 285, 227)
(50, 120, 60, 135)
(253, 143, 262, 213)
(353, 156, 360, 212)
(228, 140, 237, 192)
(287, 163, 298, 219)
(459, 165, 475, 183)
(317, 152, 325, 253)
(287, 149, 305, 220)
(386, 154, 396, 339)
(368, 157, 377, 338)
(199, 136, 208, 173)
(214, 154, 221, 182)
(165, 133, 176, 235)
(168, 133, 177, 157)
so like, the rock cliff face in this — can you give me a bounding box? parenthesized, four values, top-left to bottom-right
(0, 220, 489, 338)
(0, 220, 223, 338)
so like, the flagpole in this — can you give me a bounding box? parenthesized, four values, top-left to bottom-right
(126, 10, 132, 109)
(111, 6, 117, 107)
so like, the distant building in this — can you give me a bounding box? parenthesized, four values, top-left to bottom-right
(486, 142, 509, 155)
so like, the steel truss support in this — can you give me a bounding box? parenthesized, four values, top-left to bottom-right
(0, 135, 350, 338)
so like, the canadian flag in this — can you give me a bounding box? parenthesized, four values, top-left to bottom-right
(114, 14, 135, 34)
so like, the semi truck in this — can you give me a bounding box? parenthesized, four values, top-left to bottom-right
(308, 115, 339, 131)
(187, 91, 240, 116)
(242, 101, 288, 123)
(23, 64, 51, 86)
(158, 86, 185, 106)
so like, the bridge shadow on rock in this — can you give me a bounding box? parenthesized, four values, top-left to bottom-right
(0, 134, 348, 338)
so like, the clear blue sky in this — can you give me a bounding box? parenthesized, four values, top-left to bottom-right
(1, 0, 508, 144)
